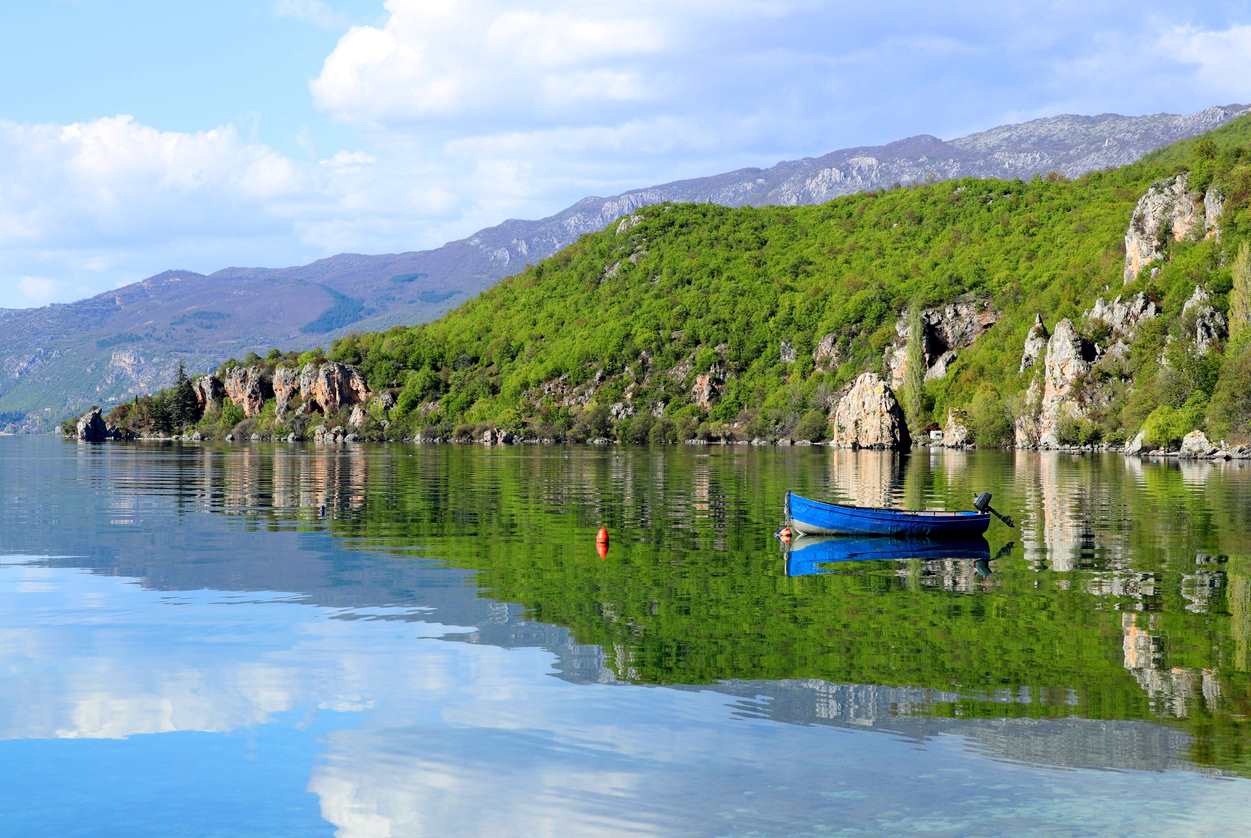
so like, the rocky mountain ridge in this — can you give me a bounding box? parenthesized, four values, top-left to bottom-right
(8, 104, 1248, 432)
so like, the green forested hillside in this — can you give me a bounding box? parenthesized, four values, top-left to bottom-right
(109, 116, 1251, 445)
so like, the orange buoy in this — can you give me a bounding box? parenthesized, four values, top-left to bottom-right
(596, 527, 609, 544)
(596, 540, 609, 560)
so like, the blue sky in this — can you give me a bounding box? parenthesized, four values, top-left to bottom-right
(2, 0, 1250, 308)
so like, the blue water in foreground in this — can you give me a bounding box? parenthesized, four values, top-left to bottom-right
(1, 436, 1249, 836)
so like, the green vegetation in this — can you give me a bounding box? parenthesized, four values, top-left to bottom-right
(193, 444, 1251, 776)
(105, 115, 1251, 445)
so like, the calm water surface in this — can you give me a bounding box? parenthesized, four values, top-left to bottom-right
(2, 436, 1250, 836)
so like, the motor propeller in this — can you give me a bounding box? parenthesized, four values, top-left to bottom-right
(973, 492, 1015, 528)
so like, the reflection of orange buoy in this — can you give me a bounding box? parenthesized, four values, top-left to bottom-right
(596, 540, 609, 560)
(596, 527, 609, 544)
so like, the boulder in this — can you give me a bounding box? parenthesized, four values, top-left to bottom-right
(1180, 430, 1216, 458)
(193, 375, 226, 413)
(1182, 286, 1227, 356)
(1019, 314, 1049, 373)
(223, 366, 273, 418)
(943, 411, 972, 447)
(348, 405, 368, 429)
(886, 298, 998, 388)
(75, 407, 108, 442)
(1037, 319, 1097, 449)
(1124, 174, 1222, 283)
(828, 373, 910, 449)
(1125, 430, 1151, 456)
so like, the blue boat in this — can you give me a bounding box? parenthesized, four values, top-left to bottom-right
(785, 534, 990, 577)
(785, 491, 992, 538)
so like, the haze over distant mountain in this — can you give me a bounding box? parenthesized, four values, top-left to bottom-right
(2, 104, 1246, 433)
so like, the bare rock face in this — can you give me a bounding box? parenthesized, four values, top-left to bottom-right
(886, 298, 998, 388)
(780, 340, 796, 364)
(691, 367, 723, 410)
(1085, 292, 1159, 361)
(193, 375, 225, 414)
(1038, 319, 1097, 448)
(1204, 187, 1225, 238)
(828, 373, 910, 449)
(813, 333, 841, 370)
(348, 405, 368, 429)
(1180, 430, 1216, 458)
(76, 407, 108, 442)
(273, 366, 301, 416)
(1086, 292, 1158, 341)
(1014, 377, 1043, 448)
(1123, 174, 1223, 283)
(299, 362, 371, 414)
(223, 366, 273, 418)
(1182, 286, 1227, 355)
(1019, 314, 1049, 373)
(943, 410, 972, 447)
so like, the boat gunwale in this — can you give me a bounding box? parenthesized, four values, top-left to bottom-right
(786, 492, 988, 523)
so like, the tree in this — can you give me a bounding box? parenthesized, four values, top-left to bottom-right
(899, 303, 927, 433)
(1231, 241, 1251, 341)
(170, 362, 200, 429)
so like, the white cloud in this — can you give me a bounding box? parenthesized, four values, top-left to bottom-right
(1156, 24, 1251, 100)
(310, 0, 670, 125)
(274, 0, 350, 31)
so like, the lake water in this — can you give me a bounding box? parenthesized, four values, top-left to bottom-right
(2, 435, 1250, 836)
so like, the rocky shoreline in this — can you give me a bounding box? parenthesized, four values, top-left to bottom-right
(65, 407, 1250, 461)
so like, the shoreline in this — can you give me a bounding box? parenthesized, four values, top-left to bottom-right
(52, 430, 1251, 461)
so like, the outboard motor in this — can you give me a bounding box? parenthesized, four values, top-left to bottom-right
(973, 492, 1015, 528)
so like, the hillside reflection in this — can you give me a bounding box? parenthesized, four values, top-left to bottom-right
(17, 443, 1245, 778)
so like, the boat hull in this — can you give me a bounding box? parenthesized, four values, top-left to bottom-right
(786, 492, 990, 538)
(786, 535, 990, 576)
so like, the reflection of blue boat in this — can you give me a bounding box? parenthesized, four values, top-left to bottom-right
(786, 491, 990, 538)
(785, 535, 991, 577)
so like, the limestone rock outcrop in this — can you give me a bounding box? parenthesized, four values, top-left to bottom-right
(1085, 292, 1159, 361)
(1181, 286, 1227, 355)
(1124, 173, 1223, 283)
(75, 407, 108, 442)
(813, 333, 841, 370)
(691, 367, 723, 410)
(193, 375, 226, 413)
(273, 366, 301, 416)
(943, 411, 972, 447)
(223, 366, 273, 418)
(1038, 319, 1096, 448)
(1019, 314, 1049, 373)
(299, 362, 370, 414)
(828, 373, 910, 449)
(886, 298, 998, 388)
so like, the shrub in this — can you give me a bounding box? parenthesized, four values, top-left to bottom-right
(1141, 397, 1206, 448)
(967, 384, 1013, 447)
(1207, 336, 1251, 442)
(794, 409, 828, 442)
(1057, 415, 1101, 446)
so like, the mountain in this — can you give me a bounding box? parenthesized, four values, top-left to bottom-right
(110, 113, 1251, 452)
(5, 104, 1247, 433)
